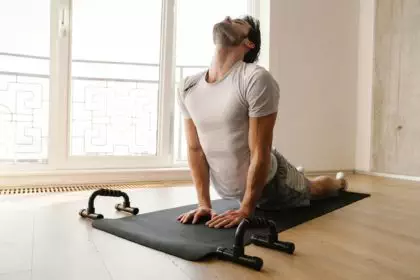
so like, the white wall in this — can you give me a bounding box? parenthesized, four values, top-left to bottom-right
(267, 0, 360, 171)
(355, 0, 375, 171)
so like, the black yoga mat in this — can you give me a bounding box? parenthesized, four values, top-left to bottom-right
(92, 191, 369, 261)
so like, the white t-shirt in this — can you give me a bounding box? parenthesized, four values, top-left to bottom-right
(177, 61, 280, 200)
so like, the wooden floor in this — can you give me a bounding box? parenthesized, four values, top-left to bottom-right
(0, 174, 419, 280)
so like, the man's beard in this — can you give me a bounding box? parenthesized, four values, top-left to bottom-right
(213, 22, 244, 47)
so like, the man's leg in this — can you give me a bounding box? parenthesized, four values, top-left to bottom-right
(306, 172, 348, 199)
(267, 148, 349, 208)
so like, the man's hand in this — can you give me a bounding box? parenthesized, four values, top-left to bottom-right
(205, 209, 249, 229)
(177, 206, 217, 224)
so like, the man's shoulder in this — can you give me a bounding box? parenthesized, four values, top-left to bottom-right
(236, 62, 274, 83)
(235, 63, 278, 92)
(247, 63, 273, 78)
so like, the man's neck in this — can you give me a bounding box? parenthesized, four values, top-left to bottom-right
(207, 46, 243, 83)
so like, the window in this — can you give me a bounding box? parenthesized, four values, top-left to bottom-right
(0, 0, 50, 164)
(0, 0, 258, 173)
(70, 0, 162, 158)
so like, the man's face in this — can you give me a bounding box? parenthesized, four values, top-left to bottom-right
(213, 16, 252, 47)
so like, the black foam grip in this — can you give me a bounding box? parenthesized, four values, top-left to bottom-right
(246, 217, 272, 228)
(247, 218, 278, 243)
(96, 189, 125, 197)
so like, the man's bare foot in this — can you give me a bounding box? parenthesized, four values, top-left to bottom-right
(336, 172, 348, 191)
(296, 166, 305, 173)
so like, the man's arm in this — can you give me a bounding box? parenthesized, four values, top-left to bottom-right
(184, 118, 211, 208)
(205, 113, 277, 228)
(240, 113, 277, 215)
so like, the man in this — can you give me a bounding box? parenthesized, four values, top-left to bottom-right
(176, 15, 348, 229)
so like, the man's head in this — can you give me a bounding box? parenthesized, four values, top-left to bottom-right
(212, 15, 261, 63)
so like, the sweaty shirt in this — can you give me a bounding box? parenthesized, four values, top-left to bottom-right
(177, 61, 280, 200)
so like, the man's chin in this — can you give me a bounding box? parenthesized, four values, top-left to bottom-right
(214, 35, 240, 47)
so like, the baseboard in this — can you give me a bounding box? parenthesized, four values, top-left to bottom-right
(355, 170, 420, 182)
(0, 168, 193, 188)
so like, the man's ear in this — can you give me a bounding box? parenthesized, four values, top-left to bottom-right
(244, 39, 255, 49)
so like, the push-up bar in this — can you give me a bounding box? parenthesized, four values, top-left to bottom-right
(216, 217, 295, 271)
(79, 188, 139, 219)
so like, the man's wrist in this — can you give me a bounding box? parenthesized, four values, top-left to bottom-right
(239, 202, 255, 217)
(198, 204, 211, 210)
(198, 198, 211, 209)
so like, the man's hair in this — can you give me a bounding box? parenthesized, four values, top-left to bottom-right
(242, 15, 261, 63)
